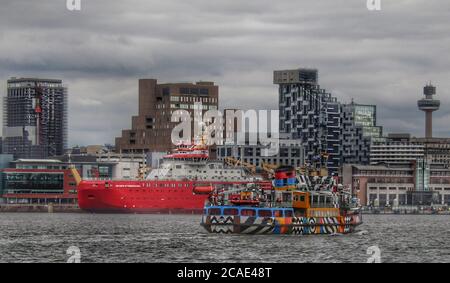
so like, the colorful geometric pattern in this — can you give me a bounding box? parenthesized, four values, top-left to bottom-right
(202, 213, 362, 235)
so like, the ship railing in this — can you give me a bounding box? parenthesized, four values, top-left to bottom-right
(273, 201, 293, 208)
(83, 177, 112, 181)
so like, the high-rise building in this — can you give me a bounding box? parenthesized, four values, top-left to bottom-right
(274, 68, 341, 174)
(342, 101, 383, 165)
(115, 79, 219, 154)
(2, 78, 68, 159)
(418, 83, 440, 138)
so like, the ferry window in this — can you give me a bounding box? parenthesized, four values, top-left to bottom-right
(285, 210, 293, 217)
(258, 210, 273, 217)
(223, 208, 239, 215)
(240, 209, 256, 216)
(327, 196, 334, 204)
(319, 195, 325, 204)
(208, 208, 222, 215)
(300, 195, 305, 202)
(273, 210, 283, 217)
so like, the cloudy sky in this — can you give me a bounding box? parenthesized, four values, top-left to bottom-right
(0, 0, 449, 146)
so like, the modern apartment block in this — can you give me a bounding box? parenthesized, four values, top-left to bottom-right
(217, 134, 305, 168)
(342, 102, 384, 165)
(2, 78, 68, 159)
(274, 68, 341, 174)
(115, 79, 219, 153)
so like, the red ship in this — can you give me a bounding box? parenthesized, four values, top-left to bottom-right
(72, 143, 271, 213)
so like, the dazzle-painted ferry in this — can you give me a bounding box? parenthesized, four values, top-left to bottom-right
(201, 166, 362, 235)
(71, 143, 271, 214)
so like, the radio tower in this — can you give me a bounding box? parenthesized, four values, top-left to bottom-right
(417, 83, 440, 138)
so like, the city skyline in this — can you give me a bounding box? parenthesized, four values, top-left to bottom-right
(0, 0, 449, 146)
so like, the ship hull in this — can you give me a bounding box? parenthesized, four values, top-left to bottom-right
(77, 180, 270, 214)
(201, 214, 363, 235)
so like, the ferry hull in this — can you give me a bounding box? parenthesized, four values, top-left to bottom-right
(201, 214, 363, 235)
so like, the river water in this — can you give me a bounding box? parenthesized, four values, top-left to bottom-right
(0, 213, 449, 263)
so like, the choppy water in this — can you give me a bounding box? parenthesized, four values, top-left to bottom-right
(0, 213, 449, 263)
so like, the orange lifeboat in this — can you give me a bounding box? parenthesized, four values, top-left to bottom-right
(193, 185, 215, 195)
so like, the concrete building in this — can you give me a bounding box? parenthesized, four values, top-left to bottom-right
(411, 137, 450, 168)
(370, 134, 450, 168)
(274, 68, 341, 174)
(96, 153, 145, 180)
(216, 135, 305, 168)
(2, 78, 68, 159)
(370, 134, 425, 165)
(58, 152, 146, 180)
(115, 79, 219, 154)
(342, 102, 384, 165)
(417, 83, 440, 138)
(342, 162, 450, 207)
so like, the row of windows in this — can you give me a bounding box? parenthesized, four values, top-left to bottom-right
(369, 187, 411, 191)
(131, 183, 193, 188)
(123, 197, 188, 201)
(206, 207, 293, 217)
(17, 165, 64, 170)
(170, 104, 217, 110)
(170, 96, 216, 103)
(179, 88, 210, 95)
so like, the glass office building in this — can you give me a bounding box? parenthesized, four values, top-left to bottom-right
(342, 102, 383, 165)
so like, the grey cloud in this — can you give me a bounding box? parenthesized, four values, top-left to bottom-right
(0, 0, 449, 146)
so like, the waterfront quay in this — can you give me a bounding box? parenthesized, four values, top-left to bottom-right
(363, 205, 450, 215)
(0, 204, 80, 213)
